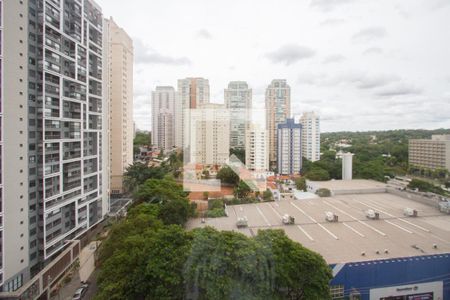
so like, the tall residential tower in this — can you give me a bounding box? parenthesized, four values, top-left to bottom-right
(300, 111, 320, 162)
(152, 86, 176, 151)
(265, 80, 290, 169)
(224, 81, 252, 150)
(104, 17, 134, 195)
(1, 0, 108, 292)
(277, 119, 302, 175)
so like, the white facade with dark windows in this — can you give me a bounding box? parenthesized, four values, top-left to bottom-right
(299, 111, 320, 162)
(0, 0, 109, 292)
(152, 86, 176, 151)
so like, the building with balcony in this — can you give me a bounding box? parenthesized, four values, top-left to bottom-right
(0, 0, 108, 292)
(299, 111, 320, 162)
(151, 86, 176, 151)
(409, 135, 450, 171)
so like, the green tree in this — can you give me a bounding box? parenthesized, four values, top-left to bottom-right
(184, 227, 273, 299)
(96, 224, 192, 300)
(134, 131, 151, 146)
(255, 229, 332, 300)
(234, 180, 251, 199)
(134, 178, 194, 225)
(316, 188, 331, 197)
(262, 189, 273, 201)
(295, 177, 307, 191)
(123, 162, 168, 193)
(216, 166, 240, 186)
(305, 168, 330, 181)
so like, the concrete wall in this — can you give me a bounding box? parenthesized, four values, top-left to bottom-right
(387, 188, 442, 209)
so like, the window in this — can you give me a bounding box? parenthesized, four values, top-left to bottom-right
(330, 285, 344, 299)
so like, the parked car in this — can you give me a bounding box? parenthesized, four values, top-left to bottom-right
(72, 286, 87, 300)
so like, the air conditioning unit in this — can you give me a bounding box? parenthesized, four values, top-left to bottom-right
(365, 209, 380, 220)
(282, 214, 295, 225)
(325, 211, 338, 222)
(403, 208, 418, 217)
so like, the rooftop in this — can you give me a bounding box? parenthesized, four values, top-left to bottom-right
(187, 192, 450, 264)
(308, 179, 387, 193)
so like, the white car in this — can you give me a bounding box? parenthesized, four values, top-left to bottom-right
(72, 286, 87, 300)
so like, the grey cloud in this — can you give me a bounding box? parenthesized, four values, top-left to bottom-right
(134, 39, 191, 65)
(266, 44, 315, 66)
(355, 74, 400, 89)
(320, 18, 345, 26)
(310, 0, 355, 11)
(426, 0, 450, 10)
(376, 83, 422, 97)
(196, 29, 213, 40)
(352, 27, 387, 43)
(323, 54, 346, 64)
(363, 47, 383, 55)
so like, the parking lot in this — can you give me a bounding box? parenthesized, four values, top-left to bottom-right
(187, 192, 450, 264)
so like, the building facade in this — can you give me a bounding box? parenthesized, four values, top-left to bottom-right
(0, 0, 109, 292)
(188, 103, 230, 165)
(104, 17, 134, 195)
(409, 135, 450, 171)
(265, 79, 290, 169)
(277, 119, 302, 175)
(224, 81, 252, 150)
(151, 86, 176, 151)
(245, 125, 269, 171)
(299, 111, 320, 162)
(175, 78, 210, 149)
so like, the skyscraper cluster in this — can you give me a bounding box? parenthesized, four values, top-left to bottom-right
(151, 78, 321, 175)
(0, 0, 134, 293)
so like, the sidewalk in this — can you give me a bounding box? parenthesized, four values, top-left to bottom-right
(51, 241, 100, 300)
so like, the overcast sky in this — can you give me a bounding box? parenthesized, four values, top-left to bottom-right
(96, 0, 450, 132)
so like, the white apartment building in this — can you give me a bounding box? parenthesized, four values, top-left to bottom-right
(300, 111, 321, 162)
(266, 80, 291, 169)
(277, 119, 302, 175)
(0, 0, 109, 292)
(189, 104, 230, 165)
(175, 78, 210, 149)
(224, 81, 252, 150)
(151, 86, 176, 151)
(245, 125, 269, 171)
(104, 17, 134, 195)
(409, 135, 450, 171)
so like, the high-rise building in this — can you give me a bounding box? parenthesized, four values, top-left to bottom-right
(175, 78, 210, 149)
(189, 103, 230, 165)
(409, 135, 450, 171)
(265, 79, 290, 169)
(300, 111, 321, 162)
(104, 17, 134, 195)
(152, 86, 176, 151)
(224, 81, 252, 149)
(0, 0, 108, 291)
(245, 125, 269, 171)
(277, 119, 302, 175)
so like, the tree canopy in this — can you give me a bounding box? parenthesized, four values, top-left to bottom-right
(216, 166, 240, 186)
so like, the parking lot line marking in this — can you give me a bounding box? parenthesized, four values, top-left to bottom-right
(364, 201, 430, 232)
(274, 202, 279, 207)
(324, 201, 386, 236)
(291, 202, 317, 223)
(317, 223, 339, 240)
(343, 222, 365, 237)
(430, 233, 450, 244)
(256, 206, 271, 226)
(297, 225, 314, 241)
(384, 220, 413, 234)
(267, 203, 282, 219)
(291, 202, 338, 239)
